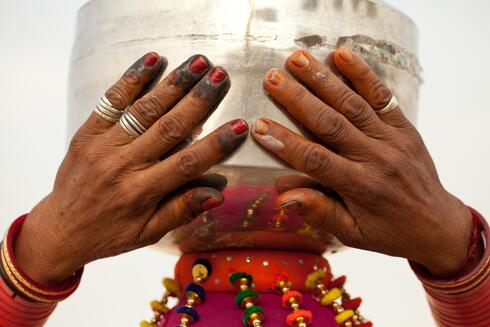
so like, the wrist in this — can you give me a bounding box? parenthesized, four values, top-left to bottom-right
(14, 198, 81, 286)
(2, 214, 83, 303)
(416, 195, 474, 276)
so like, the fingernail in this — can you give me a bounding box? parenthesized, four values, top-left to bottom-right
(291, 51, 310, 68)
(253, 119, 269, 135)
(143, 52, 160, 67)
(231, 119, 248, 135)
(209, 67, 227, 84)
(337, 47, 353, 63)
(201, 197, 223, 211)
(189, 55, 209, 74)
(266, 69, 285, 86)
(280, 200, 302, 213)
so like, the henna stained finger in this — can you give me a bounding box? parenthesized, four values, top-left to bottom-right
(109, 54, 212, 143)
(131, 66, 232, 161)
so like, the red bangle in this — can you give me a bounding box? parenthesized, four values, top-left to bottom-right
(0, 214, 83, 303)
(411, 207, 490, 294)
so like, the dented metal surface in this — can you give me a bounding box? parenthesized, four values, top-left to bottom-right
(68, 0, 419, 254)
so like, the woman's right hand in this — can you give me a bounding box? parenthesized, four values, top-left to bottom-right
(13, 52, 248, 286)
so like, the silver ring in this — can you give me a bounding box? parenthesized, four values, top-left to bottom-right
(94, 95, 123, 123)
(119, 111, 147, 137)
(376, 95, 399, 115)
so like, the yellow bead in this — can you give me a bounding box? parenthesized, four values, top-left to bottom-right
(320, 288, 342, 306)
(335, 309, 354, 324)
(305, 270, 326, 289)
(140, 321, 155, 327)
(150, 300, 169, 314)
(163, 278, 181, 295)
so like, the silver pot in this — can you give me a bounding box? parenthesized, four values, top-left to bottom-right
(69, 0, 420, 254)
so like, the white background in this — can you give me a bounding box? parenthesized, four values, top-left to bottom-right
(1, 1, 489, 326)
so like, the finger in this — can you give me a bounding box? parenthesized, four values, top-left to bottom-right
(324, 52, 347, 82)
(185, 173, 228, 191)
(274, 174, 333, 195)
(137, 119, 248, 197)
(109, 54, 212, 143)
(140, 187, 224, 244)
(276, 188, 358, 246)
(82, 52, 166, 134)
(285, 50, 384, 136)
(333, 47, 411, 128)
(130, 66, 231, 161)
(251, 118, 361, 192)
(263, 68, 371, 154)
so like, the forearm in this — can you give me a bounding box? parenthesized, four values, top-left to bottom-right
(413, 208, 490, 327)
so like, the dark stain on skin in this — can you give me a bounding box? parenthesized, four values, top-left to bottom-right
(124, 54, 166, 82)
(186, 173, 228, 191)
(217, 121, 248, 156)
(334, 0, 343, 11)
(172, 54, 211, 89)
(184, 187, 224, 218)
(294, 35, 326, 48)
(302, 0, 318, 11)
(252, 8, 278, 22)
(192, 67, 231, 105)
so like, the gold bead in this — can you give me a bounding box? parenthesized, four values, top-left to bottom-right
(247, 208, 254, 217)
(245, 301, 254, 309)
(140, 321, 155, 327)
(344, 321, 353, 327)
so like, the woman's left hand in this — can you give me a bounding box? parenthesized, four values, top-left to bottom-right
(252, 48, 472, 276)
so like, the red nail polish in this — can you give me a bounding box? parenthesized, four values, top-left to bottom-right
(189, 56, 209, 74)
(143, 52, 159, 67)
(202, 197, 222, 211)
(208, 67, 226, 84)
(231, 120, 248, 135)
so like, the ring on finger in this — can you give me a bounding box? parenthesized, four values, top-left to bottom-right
(376, 95, 399, 115)
(94, 95, 124, 123)
(119, 111, 147, 137)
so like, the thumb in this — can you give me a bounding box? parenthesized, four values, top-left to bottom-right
(141, 187, 223, 244)
(277, 188, 359, 246)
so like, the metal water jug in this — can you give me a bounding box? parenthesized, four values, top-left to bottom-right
(68, 0, 420, 254)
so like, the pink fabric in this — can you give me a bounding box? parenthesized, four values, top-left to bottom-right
(160, 292, 337, 327)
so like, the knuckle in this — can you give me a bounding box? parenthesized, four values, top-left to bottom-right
(378, 152, 404, 179)
(106, 82, 132, 109)
(154, 114, 187, 148)
(301, 144, 330, 177)
(338, 92, 371, 124)
(316, 111, 347, 141)
(131, 95, 164, 127)
(370, 81, 392, 109)
(175, 150, 204, 179)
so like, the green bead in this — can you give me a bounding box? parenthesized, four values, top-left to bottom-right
(243, 306, 264, 325)
(229, 272, 253, 286)
(235, 289, 259, 308)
